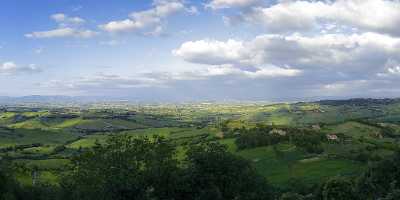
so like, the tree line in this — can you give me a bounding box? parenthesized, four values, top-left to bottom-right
(2, 135, 400, 200)
(0, 135, 274, 200)
(234, 125, 325, 154)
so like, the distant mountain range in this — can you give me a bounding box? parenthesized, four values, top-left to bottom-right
(0, 95, 399, 105)
(0, 95, 93, 104)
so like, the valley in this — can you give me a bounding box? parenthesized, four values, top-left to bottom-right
(1, 98, 400, 190)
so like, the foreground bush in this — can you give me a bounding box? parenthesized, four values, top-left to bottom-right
(3, 135, 400, 199)
(60, 135, 275, 200)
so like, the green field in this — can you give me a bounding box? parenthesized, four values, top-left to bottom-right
(1, 99, 400, 188)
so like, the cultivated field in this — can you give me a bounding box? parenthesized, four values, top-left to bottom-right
(1, 98, 400, 189)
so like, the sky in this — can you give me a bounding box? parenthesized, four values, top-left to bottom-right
(1, 0, 400, 101)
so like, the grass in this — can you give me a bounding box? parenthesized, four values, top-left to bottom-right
(67, 135, 108, 149)
(122, 127, 177, 138)
(9, 119, 49, 129)
(16, 171, 60, 186)
(16, 159, 70, 170)
(70, 119, 149, 131)
(323, 121, 382, 139)
(219, 138, 237, 152)
(66, 127, 215, 149)
(23, 146, 55, 154)
(0, 128, 78, 148)
(2, 101, 400, 188)
(53, 118, 84, 128)
(235, 143, 363, 185)
(292, 159, 363, 184)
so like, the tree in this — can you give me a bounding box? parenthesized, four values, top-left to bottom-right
(60, 135, 181, 200)
(322, 177, 357, 200)
(272, 145, 297, 178)
(60, 136, 276, 200)
(292, 131, 324, 154)
(381, 182, 400, 200)
(0, 160, 18, 200)
(356, 152, 400, 199)
(182, 142, 276, 200)
(279, 192, 305, 200)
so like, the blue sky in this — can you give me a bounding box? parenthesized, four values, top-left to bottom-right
(1, 0, 400, 101)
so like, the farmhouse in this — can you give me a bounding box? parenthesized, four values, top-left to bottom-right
(326, 134, 339, 141)
(215, 132, 224, 139)
(269, 129, 287, 136)
(233, 131, 241, 136)
(370, 132, 383, 139)
(312, 124, 321, 130)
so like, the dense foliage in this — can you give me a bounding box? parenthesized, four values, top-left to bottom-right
(235, 125, 325, 154)
(1, 135, 276, 200)
(2, 134, 400, 199)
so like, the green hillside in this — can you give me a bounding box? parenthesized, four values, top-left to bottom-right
(1, 99, 400, 191)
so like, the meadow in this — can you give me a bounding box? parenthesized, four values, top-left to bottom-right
(1, 98, 400, 189)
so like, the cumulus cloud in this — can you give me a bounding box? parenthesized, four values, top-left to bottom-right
(174, 32, 400, 79)
(99, 0, 190, 35)
(173, 39, 246, 65)
(206, 0, 262, 9)
(0, 62, 42, 75)
(228, 0, 400, 36)
(173, 38, 305, 77)
(26, 13, 97, 39)
(171, 30, 400, 99)
(19, 0, 400, 100)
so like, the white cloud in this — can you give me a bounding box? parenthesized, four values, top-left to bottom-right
(1, 62, 17, 71)
(318, 80, 369, 96)
(252, 32, 400, 70)
(206, 0, 262, 9)
(26, 13, 97, 39)
(51, 13, 85, 26)
(99, 40, 124, 46)
(0, 62, 42, 75)
(387, 66, 400, 75)
(40, 73, 166, 91)
(233, 0, 400, 36)
(25, 28, 97, 39)
(241, 67, 301, 78)
(173, 39, 246, 65)
(16, 0, 400, 99)
(314, 79, 400, 98)
(174, 65, 301, 79)
(186, 6, 199, 15)
(99, 0, 188, 34)
(100, 19, 140, 33)
(34, 47, 44, 54)
(173, 38, 303, 78)
(171, 30, 400, 98)
(377, 59, 400, 77)
(174, 32, 400, 78)
(385, 59, 400, 75)
(39, 64, 302, 94)
(71, 5, 83, 12)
